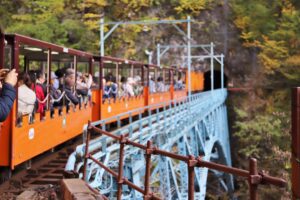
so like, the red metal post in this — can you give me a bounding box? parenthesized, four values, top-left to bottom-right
(46, 49, 52, 111)
(144, 141, 153, 200)
(292, 87, 300, 200)
(249, 158, 259, 200)
(82, 121, 92, 181)
(117, 135, 126, 200)
(188, 155, 197, 200)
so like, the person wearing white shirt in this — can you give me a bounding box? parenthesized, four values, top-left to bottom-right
(18, 72, 36, 115)
(149, 76, 156, 93)
(156, 76, 165, 92)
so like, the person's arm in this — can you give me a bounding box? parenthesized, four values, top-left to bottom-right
(0, 83, 16, 122)
(65, 89, 79, 105)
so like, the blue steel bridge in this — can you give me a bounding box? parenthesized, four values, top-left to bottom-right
(66, 89, 234, 199)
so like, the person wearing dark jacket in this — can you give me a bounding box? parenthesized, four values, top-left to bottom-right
(0, 69, 18, 122)
(64, 68, 79, 105)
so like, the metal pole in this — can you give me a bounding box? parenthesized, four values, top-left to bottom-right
(210, 42, 214, 91)
(149, 52, 152, 64)
(117, 135, 126, 200)
(144, 141, 152, 199)
(221, 54, 224, 89)
(83, 121, 91, 181)
(249, 158, 258, 200)
(157, 43, 160, 66)
(46, 49, 52, 111)
(100, 18, 104, 56)
(187, 16, 191, 98)
(188, 155, 195, 200)
(292, 88, 300, 200)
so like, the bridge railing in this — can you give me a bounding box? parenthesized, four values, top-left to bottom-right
(82, 121, 287, 200)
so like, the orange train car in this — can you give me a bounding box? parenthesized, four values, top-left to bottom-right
(0, 33, 204, 175)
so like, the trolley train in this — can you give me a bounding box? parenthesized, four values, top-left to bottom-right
(0, 33, 204, 174)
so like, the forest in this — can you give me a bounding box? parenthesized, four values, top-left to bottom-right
(1, 0, 299, 198)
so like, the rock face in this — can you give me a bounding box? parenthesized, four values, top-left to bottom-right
(61, 179, 106, 200)
(140, 3, 258, 88)
(16, 191, 38, 200)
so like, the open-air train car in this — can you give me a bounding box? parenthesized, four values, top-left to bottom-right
(0, 33, 204, 172)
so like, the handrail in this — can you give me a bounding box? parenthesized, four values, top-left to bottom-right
(82, 122, 287, 200)
(90, 89, 214, 127)
(65, 89, 225, 173)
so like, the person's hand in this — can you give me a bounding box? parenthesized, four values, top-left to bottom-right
(4, 69, 18, 87)
(0, 69, 9, 80)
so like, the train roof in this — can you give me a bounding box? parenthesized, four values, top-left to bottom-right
(3, 33, 94, 61)
(2, 33, 185, 70)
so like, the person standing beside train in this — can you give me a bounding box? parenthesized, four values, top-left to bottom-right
(0, 69, 18, 122)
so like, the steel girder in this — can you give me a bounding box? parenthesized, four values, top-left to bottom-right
(66, 89, 234, 199)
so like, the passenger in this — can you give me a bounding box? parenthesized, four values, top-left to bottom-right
(0, 69, 18, 122)
(126, 77, 135, 97)
(103, 74, 118, 100)
(29, 70, 45, 115)
(92, 71, 100, 87)
(149, 76, 156, 93)
(175, 76, 184, 90)
(156, 76, 165, 92)
(50, 72, 62, 108)
(176, 77, 184, 90)
(52, 70, 60, 90)
(55, 67, 67, 89)
(111, 76, 118, 99)
(103, 75, 112, 100)
(133, 75, 143, 96)
(119, 76, 127, 97)
(64, 68, 79, 105)
(76, 72, 88, 97)
(36, 70, 47, 96)
(18, 72, 36, 115)
(76, 72, 92, 97)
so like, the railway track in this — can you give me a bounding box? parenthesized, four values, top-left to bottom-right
(0, 121, 123, 200)
(0, 141, 78, 200)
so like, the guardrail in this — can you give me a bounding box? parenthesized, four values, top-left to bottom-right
(65, 90, 223, 173)
(82, 122, 287, 200)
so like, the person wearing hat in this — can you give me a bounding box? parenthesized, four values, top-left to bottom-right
(51, 71, 59, 90)
(49, 71, 62, 108)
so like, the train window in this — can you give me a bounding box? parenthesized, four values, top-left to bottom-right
(17, 45, 50, 123)
(77, 62, 89, 73)
(174, 70, 186, 91)
(132, 66, 143, 96)
(76, 61, 92, 105)
(102, 61, 118, 101)
(149, 67, 168, 93)
(102, 59, 144, 102)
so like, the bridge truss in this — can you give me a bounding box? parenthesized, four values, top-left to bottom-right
(66, 89, 234, 199)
